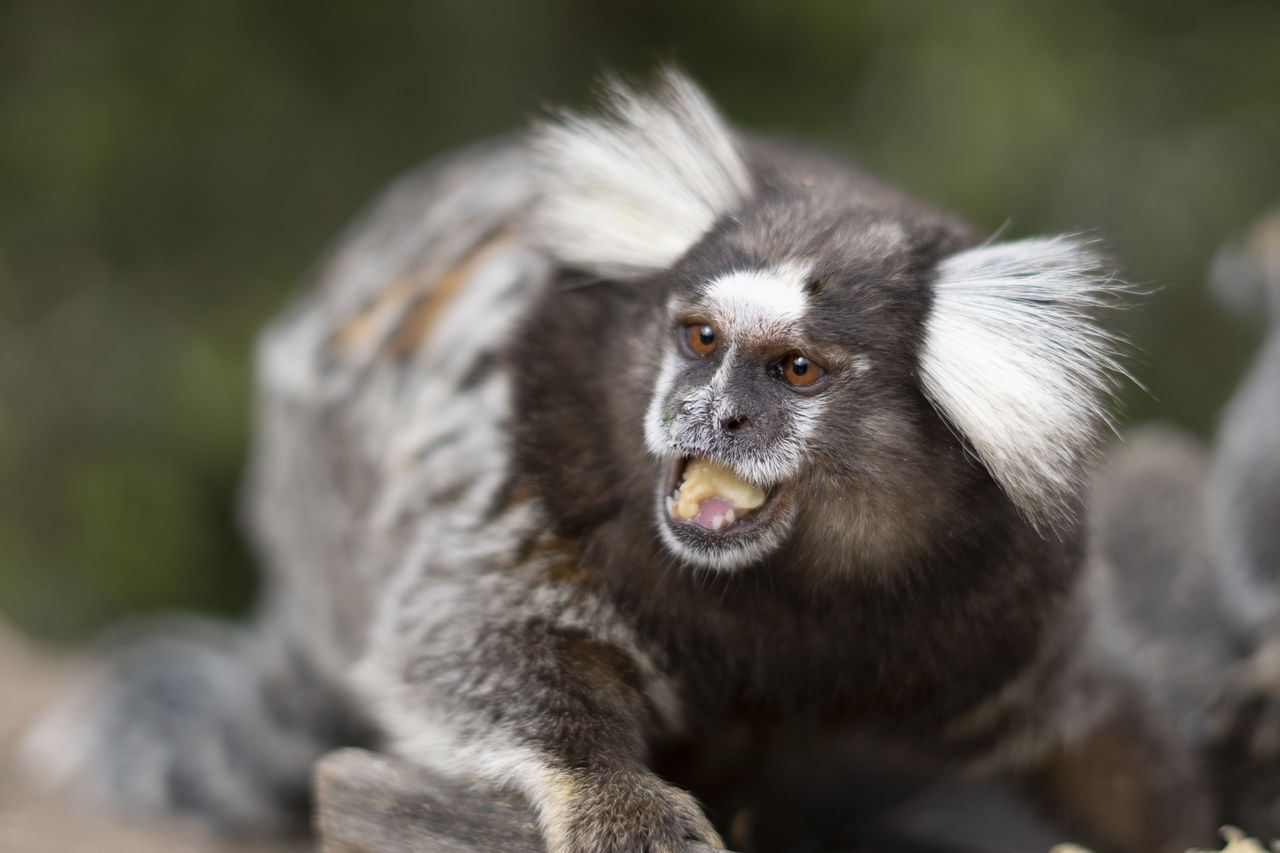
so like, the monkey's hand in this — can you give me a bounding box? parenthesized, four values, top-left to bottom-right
(1207, 635, 1280, 758)
(540, 765, 724, 853)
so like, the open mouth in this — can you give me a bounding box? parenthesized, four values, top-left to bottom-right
(662, 455, 784, 536)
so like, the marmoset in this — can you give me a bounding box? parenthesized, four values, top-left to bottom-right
(23, 70, 1216, 853)
(1199, 208, 1280, 832)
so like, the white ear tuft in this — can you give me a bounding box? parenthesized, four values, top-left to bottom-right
(527, 68, 753, 277)
(919, 236, 1130, 532)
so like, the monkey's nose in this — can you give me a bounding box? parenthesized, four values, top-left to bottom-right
(719, 414, 752, 433)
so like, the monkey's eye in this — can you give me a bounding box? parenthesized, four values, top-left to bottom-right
(684, 322, 717, 357)
(774, 353, 825, 387)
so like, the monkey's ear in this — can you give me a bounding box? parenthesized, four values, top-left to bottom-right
(919, 236, 1129, 533)
(527, 67, 753, 278)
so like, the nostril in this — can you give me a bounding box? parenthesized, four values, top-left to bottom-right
(720, 414, 752, 433)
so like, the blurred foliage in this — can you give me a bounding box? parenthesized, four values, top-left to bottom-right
(1, 0, 1278, 641)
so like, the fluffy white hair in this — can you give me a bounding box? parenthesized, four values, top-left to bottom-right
(920, 236, 1129, 532)
(528, 67, 753, 276)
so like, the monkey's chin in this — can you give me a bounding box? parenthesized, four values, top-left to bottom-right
(655, 456, 794, 571)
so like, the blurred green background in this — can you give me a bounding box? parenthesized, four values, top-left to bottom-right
(2, 0, 1278, 642)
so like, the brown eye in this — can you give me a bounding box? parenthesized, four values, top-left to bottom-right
(684, 322, 716, 356)
(778, 353, 824, 386)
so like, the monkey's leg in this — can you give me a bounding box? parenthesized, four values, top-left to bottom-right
(1020, 686, 1216, 853)
(355, 582, 724, 853)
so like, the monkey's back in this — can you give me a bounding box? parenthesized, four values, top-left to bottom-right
(244, 140, 552, 668)
(17, 143, 573, 836)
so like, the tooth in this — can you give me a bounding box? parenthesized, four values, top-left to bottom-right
(724, 509, 736, 525)
(665, 496, 676, 516)
(711, 514, 725, 530)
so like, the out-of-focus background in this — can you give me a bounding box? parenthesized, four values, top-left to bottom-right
(1, 0, 1278, 644)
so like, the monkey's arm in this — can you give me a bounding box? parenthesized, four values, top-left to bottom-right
(352, 572, 723, 853)
(314, 748, 733, 853)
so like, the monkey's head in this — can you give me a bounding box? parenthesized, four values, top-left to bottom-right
(530, 70, 1126, 572)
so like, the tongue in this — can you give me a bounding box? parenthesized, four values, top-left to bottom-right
(671, 457, 767, 522)
(690, 496, 734, 530)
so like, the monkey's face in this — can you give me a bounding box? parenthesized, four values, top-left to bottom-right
(642, 241, 933, 571)
(644, 265, 815, 570)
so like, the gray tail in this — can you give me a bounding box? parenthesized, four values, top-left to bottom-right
(19, 615, 373, 837)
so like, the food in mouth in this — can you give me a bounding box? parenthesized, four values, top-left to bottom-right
(666, 456, 767, 531)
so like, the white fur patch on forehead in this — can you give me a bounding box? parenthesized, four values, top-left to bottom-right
(920, 236, 1128, 532)
(528, 68, 753, 277)
(700, 263, 811, 341)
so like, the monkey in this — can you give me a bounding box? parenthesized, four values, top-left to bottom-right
(1066, 208, 1280, 841)
(20, 69, 1216, 853)
(1196, 207, 1280, 832)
